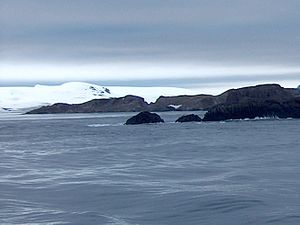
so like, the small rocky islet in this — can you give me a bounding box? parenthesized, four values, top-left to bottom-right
(175, 114, 202, 123)
(125, 111, 164, 125)
(125, 112, 203, 125)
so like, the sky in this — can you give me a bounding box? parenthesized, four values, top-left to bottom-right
(0, 0, 300, 93)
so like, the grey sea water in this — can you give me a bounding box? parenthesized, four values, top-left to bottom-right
(0, 111, 300, 225)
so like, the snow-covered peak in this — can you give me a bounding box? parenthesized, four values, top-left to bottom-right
(34, 82, 111, 96)
(0, 82, 112, 110)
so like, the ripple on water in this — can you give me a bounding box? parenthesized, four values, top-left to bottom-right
(87, 123, 123, 127)
(0, 198, 135, 225)
(0, 113, 300, 225)
(266, 215, 300, 225)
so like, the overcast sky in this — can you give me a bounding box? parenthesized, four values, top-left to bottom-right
(0, 0, 299, 93)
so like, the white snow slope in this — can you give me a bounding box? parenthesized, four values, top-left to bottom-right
(0, 82, 198, 111)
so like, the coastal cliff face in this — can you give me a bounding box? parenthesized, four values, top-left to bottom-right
(26, 84, 300, 115)
(218, 84, 295, 104)
(203, 85, 300, 121)
(203, 98, 300, 121)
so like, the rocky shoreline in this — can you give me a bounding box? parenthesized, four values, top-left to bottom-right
(26, 84, 300, 121)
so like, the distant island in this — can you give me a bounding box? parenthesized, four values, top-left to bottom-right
(26, 83, 300, 121)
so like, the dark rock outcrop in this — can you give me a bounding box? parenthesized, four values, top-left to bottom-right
(26, 95, 148, 114)
(203, 97, 300, 121)
(125, 111, 164, 125)
(176, 114, 202, 123)
(218, 84, 295, 104)
(203, 84, 300, 121)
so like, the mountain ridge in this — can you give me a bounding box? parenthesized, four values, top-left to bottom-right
(26, 83, 300, 114)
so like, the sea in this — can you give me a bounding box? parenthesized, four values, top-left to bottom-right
(0, 111, 299, 225)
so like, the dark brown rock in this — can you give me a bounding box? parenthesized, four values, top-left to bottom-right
(125, 111, 164, 125)
(176, 114, 202, 123)
(203, 98, 300, 121)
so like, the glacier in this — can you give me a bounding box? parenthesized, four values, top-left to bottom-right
(0, 82, 197, 111)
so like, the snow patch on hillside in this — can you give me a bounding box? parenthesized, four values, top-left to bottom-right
(168, 104, 182, 110)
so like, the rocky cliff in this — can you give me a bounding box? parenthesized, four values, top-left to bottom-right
(203, 84, 300, 121)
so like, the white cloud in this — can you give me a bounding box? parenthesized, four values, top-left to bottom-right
(1, 62, 300, 82)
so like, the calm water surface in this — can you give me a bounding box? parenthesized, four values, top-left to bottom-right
(0, 111, 300, 225)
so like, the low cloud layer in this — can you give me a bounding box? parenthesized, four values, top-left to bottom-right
(1, 0, 300, 89)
